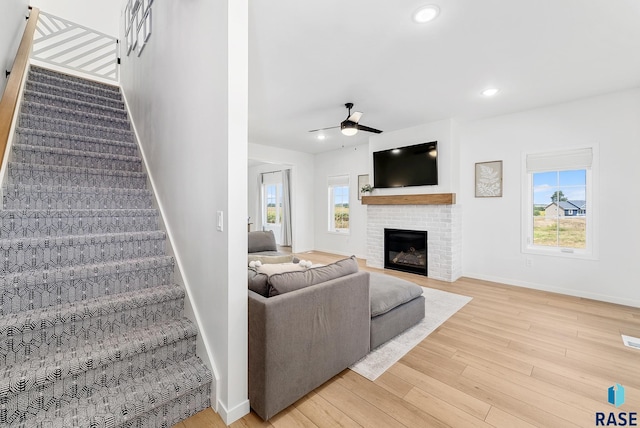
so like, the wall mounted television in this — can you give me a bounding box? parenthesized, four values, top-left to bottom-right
(373, 141, 438, 188)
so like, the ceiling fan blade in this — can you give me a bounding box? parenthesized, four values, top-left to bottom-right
(308, 125, 340, 133)
(348, 111, 363, 123)
(356, 124, 383, 134)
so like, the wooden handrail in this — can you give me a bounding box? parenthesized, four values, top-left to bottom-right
(0, 7, 40, 163)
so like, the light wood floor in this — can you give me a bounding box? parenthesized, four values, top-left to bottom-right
(176, 251, 640, 427)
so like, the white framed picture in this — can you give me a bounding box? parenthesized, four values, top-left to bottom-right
(124, 0, 131, 35)
(126, 24, 134, 55)
(475, 160, 503, 197)
(144, 9, 152, 42)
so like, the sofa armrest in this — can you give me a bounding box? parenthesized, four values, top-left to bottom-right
(248, 271, 370, 420)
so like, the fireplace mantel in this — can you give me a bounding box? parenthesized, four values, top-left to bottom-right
(361, 193, 456, 205)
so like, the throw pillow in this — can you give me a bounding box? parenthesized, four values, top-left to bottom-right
(248, 268, 269, 297)
(268, 255, 358, 297)
(248, 254, 294, 265)
(256, 262, 306, 276)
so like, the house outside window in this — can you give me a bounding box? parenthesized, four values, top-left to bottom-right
(328, 175, 350, 233)
(523, 147, 596, 258)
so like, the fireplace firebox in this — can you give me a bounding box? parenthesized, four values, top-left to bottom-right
(384, 228, 428, 276)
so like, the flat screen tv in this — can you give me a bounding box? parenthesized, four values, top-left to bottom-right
(373, 141, 438, 188)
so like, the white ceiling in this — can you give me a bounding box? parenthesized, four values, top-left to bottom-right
(248, 0, 640, 154)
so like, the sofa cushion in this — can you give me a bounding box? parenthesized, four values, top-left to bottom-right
(256, 262, 306, 276)
(248, 268, 269, 297)
(368, 272, 424, 317)
(248, 230, 277, 253)
(248, 254, 294, 265)
(268, 256, 358, 297)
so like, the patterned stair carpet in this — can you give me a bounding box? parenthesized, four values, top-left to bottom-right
(0, 65, 212, 427)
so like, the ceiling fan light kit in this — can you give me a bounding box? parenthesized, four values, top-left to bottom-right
(341, 121, 358, 136)
(309, 102, 383, 137)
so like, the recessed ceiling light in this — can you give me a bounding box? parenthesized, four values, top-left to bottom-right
(413, 5, 440, 23)
(481, 88, 500, 97)
(317, 134, 326, 140)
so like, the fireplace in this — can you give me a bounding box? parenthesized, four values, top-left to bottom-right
(384, 228, 428, 276)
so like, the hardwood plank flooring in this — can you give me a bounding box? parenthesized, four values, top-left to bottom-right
(178, 251, 640, 427)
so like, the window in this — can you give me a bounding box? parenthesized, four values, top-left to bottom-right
(523, 147, 596, 258)
(328, 175, 350, 233)
(262, 174, 283, 225)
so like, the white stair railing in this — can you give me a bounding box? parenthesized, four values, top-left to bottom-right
(31, 11, 118, 82)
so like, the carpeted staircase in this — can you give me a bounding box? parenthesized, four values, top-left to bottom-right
(0, 66, 212, 427)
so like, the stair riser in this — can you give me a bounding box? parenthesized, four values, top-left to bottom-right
(0, 213, 159, 239)
(3, 192, 153, 210)
(1, 265, 175, 316)
(26, 81, 125, 110)
(29, 69, 121, 99)
(12, 147, 142, 173)
(0, 297, 185, 365)
(15, 129, 137, 156)
(8, 166, 147, 189)
(0, 236, 166, 274)
(2, 337, 197, 425)
(23, 92, 128, 120)
(19, 115, 134, 143)
(22, 103, 130, 131)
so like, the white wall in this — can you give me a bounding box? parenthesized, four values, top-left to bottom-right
(313, 144, 369, 258)
(249, 143, 315, 253)
(459, 89, 640, 307)
(30, 0, 120, 36)
(369, 118, 459, 195)
(120, 0, 249, 423)
(0, 0, 30, 96)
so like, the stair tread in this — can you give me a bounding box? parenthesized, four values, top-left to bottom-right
(19, 114, 134, 141)
(3, 183, 151, 196)
(29, 66, 121, 95)
(22, 101, 130, 129)
(12, 143, 142, 164)
(0, 308, 194, 390)
(19, 357, 211, 428)
(0, 283, 184, 332)
(0, 208, 157, 216)
(0, 228, 163, 244)
(26, 80, 125, 108)
(24, 90, 127, 116)
(0, 255, 174, 287)
(15, 127, 136, 149)
(8, 162, 146, 178)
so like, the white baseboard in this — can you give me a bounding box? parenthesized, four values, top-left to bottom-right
(218, 399, 250, 425)
(463, 272, 640, 308)
(310, 247, 367, 260)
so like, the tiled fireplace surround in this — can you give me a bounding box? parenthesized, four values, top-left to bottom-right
(366, 203, 462, 282)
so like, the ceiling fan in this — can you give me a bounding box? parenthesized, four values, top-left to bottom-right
(309, 103, 383, 136)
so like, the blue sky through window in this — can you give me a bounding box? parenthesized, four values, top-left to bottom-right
(533, 169, 586, 205)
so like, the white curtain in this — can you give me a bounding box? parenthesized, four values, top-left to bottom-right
(281, 169, 292, 246)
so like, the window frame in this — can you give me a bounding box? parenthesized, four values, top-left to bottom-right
(521, 146, 598, 260)
(261, 174, 283, 226)
(327, 175, 350, 234)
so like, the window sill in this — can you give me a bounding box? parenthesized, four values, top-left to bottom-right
(327, 230, 350, 236)
(522, 246, 597, 261)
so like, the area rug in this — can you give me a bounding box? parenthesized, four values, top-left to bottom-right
(349, 287, 472, 381)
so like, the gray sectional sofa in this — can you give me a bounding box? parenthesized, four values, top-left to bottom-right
(248, 267, 370, 420)
(247, 232, 425, 420)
